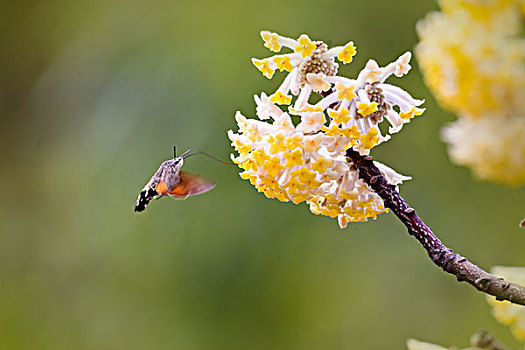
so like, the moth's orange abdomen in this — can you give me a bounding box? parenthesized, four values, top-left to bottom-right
(155, 181, 169, 195)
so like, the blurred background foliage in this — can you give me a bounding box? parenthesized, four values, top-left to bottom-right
(1, 0, 524, 349)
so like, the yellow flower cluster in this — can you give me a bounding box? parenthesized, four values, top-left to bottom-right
(229, 112, 391, 228)
(229, 31, 423, 228)
(486, 266, 525, 342)
(416, 0, 525, 185)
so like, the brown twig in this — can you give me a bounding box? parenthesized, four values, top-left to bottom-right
(346, 148, 525, 306)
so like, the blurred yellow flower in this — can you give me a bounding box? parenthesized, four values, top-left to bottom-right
(486, 266, 525, 342)
(442, 116, 525, 185)
(416, 0, 525, 185)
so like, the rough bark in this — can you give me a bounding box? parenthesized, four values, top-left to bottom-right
(346, 148, 525, 306)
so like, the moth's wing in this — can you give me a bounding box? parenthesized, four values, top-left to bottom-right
(167, 171, 215, 199)
(163, 166, 182, 192)
(151, 165, 173, 195)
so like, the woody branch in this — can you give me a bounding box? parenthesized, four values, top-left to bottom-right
(346, 148, 525, 306)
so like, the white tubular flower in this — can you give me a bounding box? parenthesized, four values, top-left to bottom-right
(230, 31, 422, 228)
(254, 92, 282, 120)
(252, 32, 355, 96)
(394, 52, 412, 77)
(486, 266, 525, 342)
(306, 73, 331, 92)
(317, 56, 425, 153)
(296, 110, 326, 134)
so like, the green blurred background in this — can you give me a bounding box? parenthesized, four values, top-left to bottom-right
(1, 0, 524, 349)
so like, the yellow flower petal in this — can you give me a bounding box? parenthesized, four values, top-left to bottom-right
(270, 91, 292, 105)
(294, 34, 316, 58)
(273, 56, 293, 72)
(357, 102, 379, 117)
(252, 58, 275, 79)
(337, 42, 357, 64)
(261, 31, 281, 52)
(335, 84, 356, 101)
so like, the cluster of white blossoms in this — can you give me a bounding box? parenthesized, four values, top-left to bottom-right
(442, 117, 525, 185)
(228, 31, 425, 228)
(486, 266, 525, 342)
(416, 0, 525, 185)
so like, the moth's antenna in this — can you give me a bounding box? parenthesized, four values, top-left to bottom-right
(183, 151, 236, 165)
(180, 149, 192, 158)
(173, 145, 177, 157)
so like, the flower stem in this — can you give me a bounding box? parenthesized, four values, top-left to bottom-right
(346, 148, 525, 306)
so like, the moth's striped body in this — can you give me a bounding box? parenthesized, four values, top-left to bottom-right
(134, 187, 158, 212)
(134, 151, 215, 212)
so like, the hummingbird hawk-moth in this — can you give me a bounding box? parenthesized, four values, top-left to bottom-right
(134, 147, 216, 212)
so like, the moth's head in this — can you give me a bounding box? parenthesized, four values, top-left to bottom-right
(163, 157, 184, 172)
